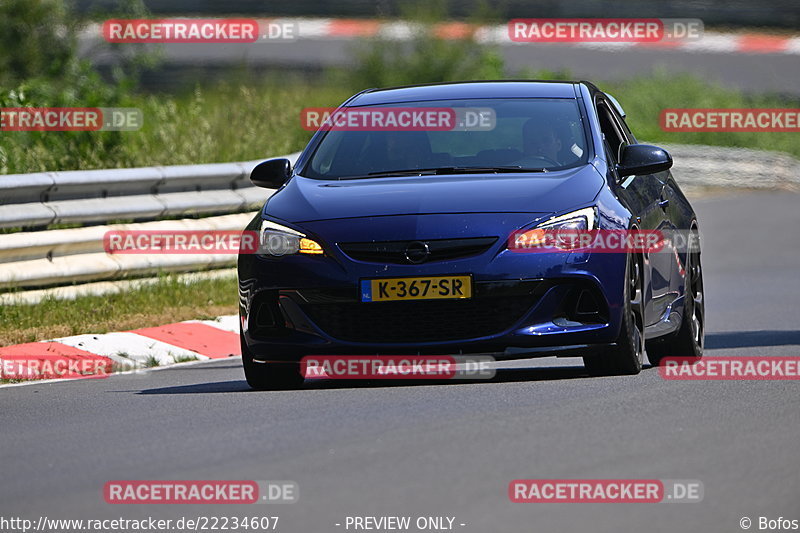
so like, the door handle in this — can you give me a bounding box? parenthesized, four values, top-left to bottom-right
(658, 198, 669, 209)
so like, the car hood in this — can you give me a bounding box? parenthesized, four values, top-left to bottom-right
(263, 164, 604, 223)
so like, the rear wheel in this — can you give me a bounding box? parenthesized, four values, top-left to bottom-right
(647, 245, 704, 366)
(241, 332, 305, 390)
(584, 252, 644, 376)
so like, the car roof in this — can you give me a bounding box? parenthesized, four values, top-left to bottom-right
(349, 80, 585, 106)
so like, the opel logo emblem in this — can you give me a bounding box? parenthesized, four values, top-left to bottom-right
(404, 241, 430, 264)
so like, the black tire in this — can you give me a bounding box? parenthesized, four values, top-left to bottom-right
(646, 244, 704, 366)
(241, 333, 305, 390)
(584, 252, 645, 376)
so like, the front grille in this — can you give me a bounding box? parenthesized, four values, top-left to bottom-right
(338, 237, 497, 265)
(298, 294, 536, 343)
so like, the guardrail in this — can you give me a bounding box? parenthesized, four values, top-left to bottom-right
(0, 213, 253, 290)
(0, 153, 299, 229)
(1, 145, 797, 295)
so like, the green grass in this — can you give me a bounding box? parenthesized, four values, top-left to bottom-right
(4, 73, 799, 176)
(0, 274, 238, 346)
(599, 72, 800, 157)
(172, 354, 199, 363)
(1, 81, 352, 174)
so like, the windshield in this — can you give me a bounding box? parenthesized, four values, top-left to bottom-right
(302, 98, 589, 179)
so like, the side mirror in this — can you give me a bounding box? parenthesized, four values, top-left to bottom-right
(616, 144, 672, 178)
(250, 158, 291, 189)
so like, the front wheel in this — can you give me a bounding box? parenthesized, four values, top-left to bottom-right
(241, 333, 305, 390)
(646, 245, 704, 366)
(584, 252, 645, 376)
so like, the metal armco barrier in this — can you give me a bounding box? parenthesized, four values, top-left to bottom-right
(0, 153, 299, 229)
(0, 213, 253, 289)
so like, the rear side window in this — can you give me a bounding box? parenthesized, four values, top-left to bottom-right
(596, 103, 627, 164)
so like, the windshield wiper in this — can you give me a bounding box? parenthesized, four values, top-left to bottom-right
(338, 166, 549, 179)
(430, 166, 549, 174)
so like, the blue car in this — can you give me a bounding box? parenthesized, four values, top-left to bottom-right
(238, 80, 704, 390)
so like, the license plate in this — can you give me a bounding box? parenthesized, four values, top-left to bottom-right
(360, 275, 472, 302)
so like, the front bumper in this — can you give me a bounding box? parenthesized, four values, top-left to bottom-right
(238, 212, 628, 362)
(239, 266, 625, 363)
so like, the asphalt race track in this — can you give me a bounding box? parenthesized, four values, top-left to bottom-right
(2, 191, 799, 532)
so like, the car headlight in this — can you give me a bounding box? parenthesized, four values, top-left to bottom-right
(536, 206, 597, 231)
(510, 207, 597, 251)
(259, 220, 323, 256)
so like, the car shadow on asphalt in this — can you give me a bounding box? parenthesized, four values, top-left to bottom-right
(705, 330, 800, 349)
(136, 363, 660, 394)
(137, 380, 252, 394)
(117, 331, 800, 395)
